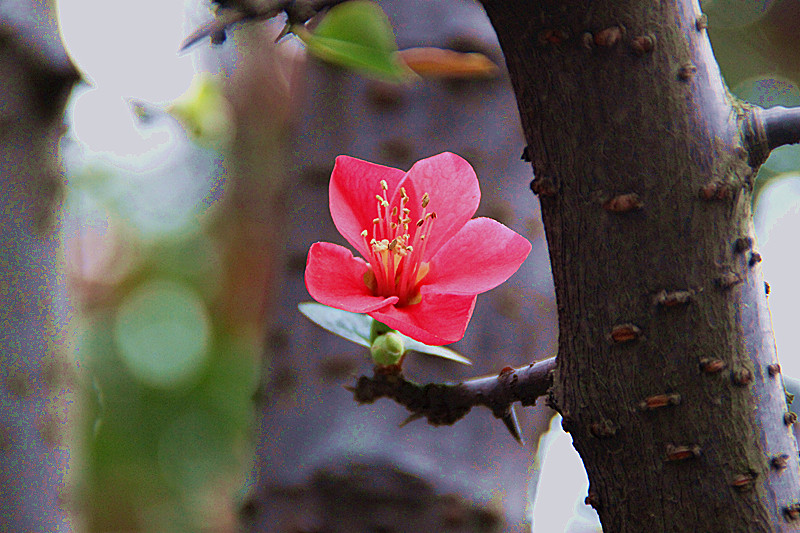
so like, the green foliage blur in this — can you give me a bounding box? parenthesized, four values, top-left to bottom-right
(703, 0, 800, 199)
(66, 77, 259, 531)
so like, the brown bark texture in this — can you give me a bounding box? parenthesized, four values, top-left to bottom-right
(480, 0, 800, 531)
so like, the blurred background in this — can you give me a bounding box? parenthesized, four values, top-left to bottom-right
(2, 0, 797, 531)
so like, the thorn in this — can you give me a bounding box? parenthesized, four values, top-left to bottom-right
(342, 385, 356, 393)
(275, 22, 292, 43)
(399, 413, 424, 428)
(179, 10, 249, 52)
(499, 406, 524, 445)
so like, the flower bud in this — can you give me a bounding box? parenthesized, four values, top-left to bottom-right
(370, 332, 405, 366)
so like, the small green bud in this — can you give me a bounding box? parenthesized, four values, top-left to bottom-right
(370, 319, 393, 343)
(370, 332, 405, 366)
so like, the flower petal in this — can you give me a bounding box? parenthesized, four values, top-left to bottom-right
(305, 242, 399, 312)
(330, 156, 406, 257)
(368, 292, 477, 345)
(397, 152, 480, 258)
(423, 217, 531, 295)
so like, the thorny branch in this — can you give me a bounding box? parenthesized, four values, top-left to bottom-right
(181, 0, 348, 50)
(347, 356, 557, 443)
(744, 105, 800, 167)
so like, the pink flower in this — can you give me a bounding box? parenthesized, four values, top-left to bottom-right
(305, 152, 531, 345)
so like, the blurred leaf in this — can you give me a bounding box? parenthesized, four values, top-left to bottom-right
(298, 303, 471, 364)
(704, 0, 800, 89)
(168, 73, 233, 149)
(295, 0, 412, 82)
(398, 47, 499, 80)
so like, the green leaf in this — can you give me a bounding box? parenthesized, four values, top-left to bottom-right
(295, 0, 412, 82)
(298, 302, 372, 347)
(400, 336, 472, 365)
(297, 303, 472, 365)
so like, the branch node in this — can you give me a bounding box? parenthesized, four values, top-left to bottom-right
(767, 363, 781, 377)
(678, 62, 697, 81)
(593, 26, 624, 48)
(743, 105, 800, 167)
(715, 271, 743, 290)
(608, 323, 642, 343)
(584, 490, 601, 510)
(665, 444, 701, 462)
(630, 34, 656, 55)
(537, 28, 568, 46)
(732, 368, 754, 387)
(695, 13, 709, 31)
(730, 472, 757, 492)
(530, 177, 557, 197)
(639, 392, 681, 411)
(603, 193, 642, 212)
(784, 503, 800, 522)
(700, 358, 727, 374)
(589, 419, 617, 438)
(653, 289, 694, 308)
(733, 236, 753, 254)
(770, 454, 790, 471)
(699, 180, 732, 201)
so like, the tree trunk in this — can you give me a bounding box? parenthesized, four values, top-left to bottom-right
(0, 2, 78, 531)
(480, 0, 799, 531)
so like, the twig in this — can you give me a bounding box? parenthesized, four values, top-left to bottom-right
(180, 0, 348, 50)
(346, 357, 557, 443)
(743, 105, 800, 168)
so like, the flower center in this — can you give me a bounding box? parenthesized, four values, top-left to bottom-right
(361, 180, 436, 306)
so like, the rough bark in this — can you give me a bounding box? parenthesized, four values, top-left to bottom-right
(0, 1, 79, 531)
(480, 0, 800, 531)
